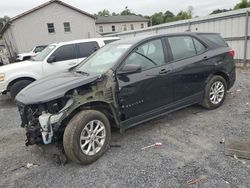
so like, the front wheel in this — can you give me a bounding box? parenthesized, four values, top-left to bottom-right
(10, 80, 33, 100)
(63, 110, 111, 164)
(201, 75, 227, 109)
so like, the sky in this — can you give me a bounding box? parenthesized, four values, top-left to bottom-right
(0, 0, 240, 18)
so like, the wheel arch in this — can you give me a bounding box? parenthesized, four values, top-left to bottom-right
(62, 101, 120, 129)
(7, 77, 36, 91)
(206, 71, 230, 90)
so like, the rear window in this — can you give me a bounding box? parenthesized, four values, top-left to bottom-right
(168, 36, 196, 61)
(76, 42, 100, 58)
(200, 34, 228, 47)
(51, 44, 76, 62)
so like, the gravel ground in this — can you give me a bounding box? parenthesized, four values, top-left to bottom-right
(0, 69, 250, 188)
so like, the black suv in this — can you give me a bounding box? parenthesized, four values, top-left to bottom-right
(16, 32, 235, 164)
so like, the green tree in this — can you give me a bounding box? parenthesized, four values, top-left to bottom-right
(112, 12, 119, 16)
(175, 11, 192, 21)
(0, 16, 10, 39)
(120, 6, 135, 15)
(151, 12, 165, 25)
(97, 9, 110, 16)
(234, 0, 250, 9)
(210, 9, 231, 15)
(164, 10, 175, 22)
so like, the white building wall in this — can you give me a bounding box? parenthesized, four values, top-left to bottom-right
(4, 2, 97, 54)
(108, 8, 250, 61)
(96, 21, 148, 35)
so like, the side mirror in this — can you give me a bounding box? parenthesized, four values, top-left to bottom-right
(47, 56, 56, 63)
(118, 64, 142, 75)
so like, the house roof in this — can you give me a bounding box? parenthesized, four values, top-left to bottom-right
(1, 0, 95, 34)
(96, 15, 149, 24)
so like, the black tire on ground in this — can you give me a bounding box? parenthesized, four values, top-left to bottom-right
(201, 75, 227, 109)
(10, 80, 33, 100)
(63, 110, 111, 164)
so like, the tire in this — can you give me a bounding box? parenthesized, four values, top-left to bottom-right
(63, 110, 111, 164)
(10, 80, 33, 100)
(201, 75, 227, 109)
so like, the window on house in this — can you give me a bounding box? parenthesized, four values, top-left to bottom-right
(99, 26, 103, 33)
(123, 25, 127, 31)
(64, 22, 71, 32)
(112, 25, 116, 32)
(141, 24, 144, 29)
(131, 24, 134, 30)
(47, 23, 55, 33)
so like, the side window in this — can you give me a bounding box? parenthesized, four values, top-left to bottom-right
(124, 39, 165, 71)
(76, 42, 100, 58)
(168, 36, 196, 61)
(51, 44, 76, 62)
(193, 38, 207, 54)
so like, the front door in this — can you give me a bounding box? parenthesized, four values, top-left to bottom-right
(42, 44, 78, 76)
(117, 38, 173, 120)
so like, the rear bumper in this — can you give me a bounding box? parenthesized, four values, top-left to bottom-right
(0, 81, 8, 93)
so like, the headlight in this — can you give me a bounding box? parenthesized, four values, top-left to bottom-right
(0, 73, 4, 81)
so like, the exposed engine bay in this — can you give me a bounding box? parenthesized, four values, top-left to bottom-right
(16, 71, 119, 146)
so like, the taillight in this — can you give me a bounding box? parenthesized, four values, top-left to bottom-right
(229, 49, 235, 58)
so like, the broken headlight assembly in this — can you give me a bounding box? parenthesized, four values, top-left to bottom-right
(38, 98, 74, 144)
(20, 98, 74, 146)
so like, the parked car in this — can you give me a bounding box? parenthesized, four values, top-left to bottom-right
(16, 45, 48, 61)
(15, 32, 235, 164)
(0, 37, 119, 99)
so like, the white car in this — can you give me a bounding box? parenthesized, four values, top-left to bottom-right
(0, 37, 119, 99)
(16, 45, 47, 61)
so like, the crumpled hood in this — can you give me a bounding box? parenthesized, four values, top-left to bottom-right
(16, 71, 101, 105)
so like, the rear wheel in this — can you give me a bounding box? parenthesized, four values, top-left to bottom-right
(63, 110, 111, 164)
(201, 75, 227, 109)
(10, 80, 33, 100)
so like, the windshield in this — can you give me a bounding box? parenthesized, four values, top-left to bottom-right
(75, 43, 132, 74)
(33, 45, 56, 61)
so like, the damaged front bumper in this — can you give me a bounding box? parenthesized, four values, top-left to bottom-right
(17, 98, 74, 146)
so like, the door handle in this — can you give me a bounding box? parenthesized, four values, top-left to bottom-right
(203, 56, 209, 61)
(159, 69, 170, 75)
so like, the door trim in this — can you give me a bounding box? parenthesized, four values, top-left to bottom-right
(120, 92, 203, 131)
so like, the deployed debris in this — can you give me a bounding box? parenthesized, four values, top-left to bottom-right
(141, 142, 162, 150)
(26, 163, 39, 169)
(225, 137, 250, 160)
(233, 155, 246, 164)
(220, 138, 225, 144)
(187, 175, 207, 186)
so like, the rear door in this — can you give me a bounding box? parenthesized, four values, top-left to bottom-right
(117, 38, 173, 119)
(76, 41, 100, 63)
(166, 35, 214, 101)
(42, 44, 78, 76)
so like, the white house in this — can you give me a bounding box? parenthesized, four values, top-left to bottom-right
(1, 0, 98, 57)
(96, 15, 149, 35)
